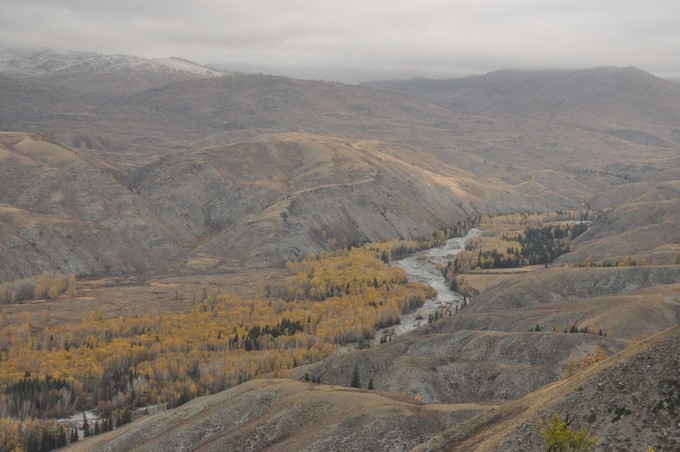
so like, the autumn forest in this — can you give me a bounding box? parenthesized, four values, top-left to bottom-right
(0, 234, 447, 449)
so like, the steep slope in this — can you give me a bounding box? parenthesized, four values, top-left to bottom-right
(128, 133, 481, 266)
(2, 128, 611, 278)
(417, 324, 680, 451)
(558, 198, 680, 265)
(0, 132, 185, 280)
(3, 131, 482, 277)
(130, 131, 636, 267)
(1, 129, 590, 277)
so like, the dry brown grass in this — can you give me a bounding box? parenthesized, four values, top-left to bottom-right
(0, 266, 285, 329)
(457, 268, 540, 294)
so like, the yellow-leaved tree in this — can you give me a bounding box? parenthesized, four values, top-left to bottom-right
(540, 413, 598, 451)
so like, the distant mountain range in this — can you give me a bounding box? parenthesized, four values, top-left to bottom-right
(1, 47, 679, 279)
(364, 67, 680, 126)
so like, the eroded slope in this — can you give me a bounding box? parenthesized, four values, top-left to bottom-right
(69, 379, 490, 452)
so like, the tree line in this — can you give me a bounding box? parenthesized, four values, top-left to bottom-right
(450, 221, 589, 273)
(0, 273, 76, 305)
(443, 212, 594, 291)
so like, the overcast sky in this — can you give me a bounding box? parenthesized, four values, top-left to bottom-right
(1, 0, 678, 82)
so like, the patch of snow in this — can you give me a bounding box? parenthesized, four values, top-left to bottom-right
(0, 47, 230, 79)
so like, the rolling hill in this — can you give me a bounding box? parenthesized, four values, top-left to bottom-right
(364, 67, 680, 129)
(68, 379, 490, 452)
(0, 48, 678, 451)
(2, 52, 679, 276)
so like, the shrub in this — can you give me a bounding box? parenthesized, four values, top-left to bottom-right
(540, 413, 598, 451)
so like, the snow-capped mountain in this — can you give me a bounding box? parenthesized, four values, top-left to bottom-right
(0, 47, 233, 96)
(0, 47, 225, 78)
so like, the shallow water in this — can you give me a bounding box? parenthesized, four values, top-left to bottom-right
(375, 228, 481, 342)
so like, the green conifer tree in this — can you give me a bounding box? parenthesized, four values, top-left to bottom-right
(350, 364, 361, 388)
(82, 412, 90, 437)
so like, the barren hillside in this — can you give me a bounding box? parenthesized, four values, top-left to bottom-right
(69, 379, 491, 452)
(126, 133, 478, 266)
(0, 132, 183, 280)
(2, 63, 678, 275)
(417, 324, 680, 451)
(290, 329, 628, 404)
(0, 131, 482, 278)
(558, 198, 680, 265)
(8, 125, 666, 278)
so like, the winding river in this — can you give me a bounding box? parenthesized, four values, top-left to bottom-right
(375, 228, 481, 342)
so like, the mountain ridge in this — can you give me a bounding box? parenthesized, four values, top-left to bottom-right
(0, 47, 232, 97)
(363, 67, 680, 127)
(0, 47, 227, 79)
(1, 57, 679, 277)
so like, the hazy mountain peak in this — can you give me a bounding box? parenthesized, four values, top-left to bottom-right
(0, 47, 229, 79)
(363, 66, 680, 126)
(138, 57, 225, 77)
(0, 47, 236, 97)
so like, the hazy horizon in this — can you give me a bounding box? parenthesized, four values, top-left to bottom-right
(1, 1, 678, 83)
(3, 44, 678, 85)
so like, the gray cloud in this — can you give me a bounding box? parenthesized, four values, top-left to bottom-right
(1, 0, 678, 81)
